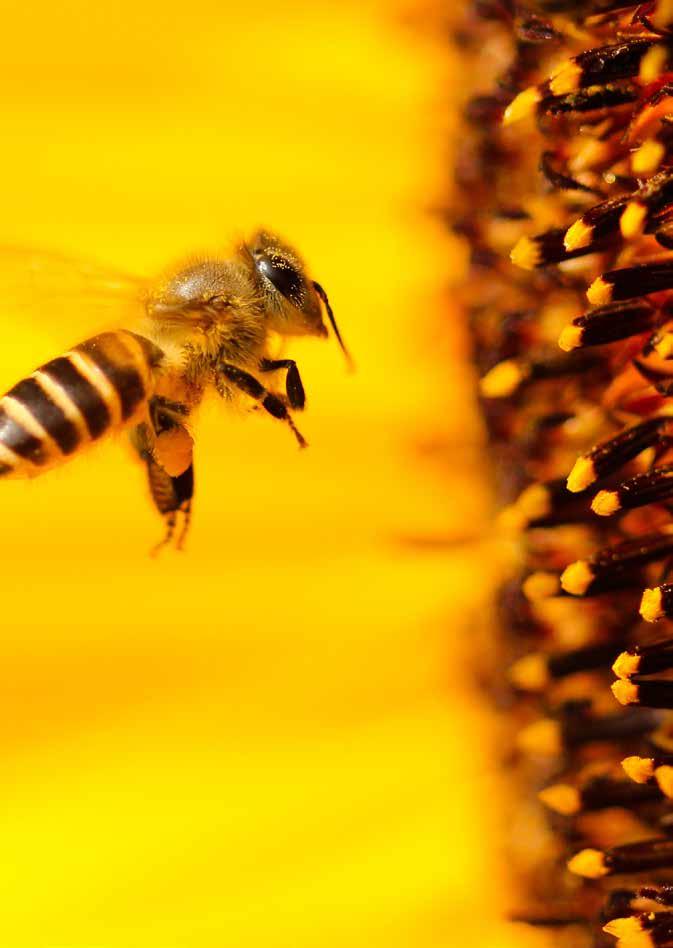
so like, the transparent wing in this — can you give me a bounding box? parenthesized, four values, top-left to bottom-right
(0, 246, 150, 385)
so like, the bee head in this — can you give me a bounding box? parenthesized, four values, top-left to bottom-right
(147, 260, 247, 324)
(246, 231, 352, 366)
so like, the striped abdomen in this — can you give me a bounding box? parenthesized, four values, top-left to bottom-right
(0, 331, 161, 477)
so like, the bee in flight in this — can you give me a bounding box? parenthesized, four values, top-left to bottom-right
(0, 231, 350, 549)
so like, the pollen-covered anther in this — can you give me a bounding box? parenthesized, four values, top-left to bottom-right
(587, 276, 612, 307)
(502, 86, 542, 126)
(479, 359, 529, 398)
(656, 766, 673, 799)
(564, 217, 593, 251)
(612, 678, 673, 709)
(603, 916, 643, 939)
(567, 848, 609, 879)
(567, 456, 596, 493)
(612, 679, 639, 706)
(632, 138, 665, 176)
(558, 325, 582, 352)
(613, 651, 641, 679)
(621, 201, 648, 240)
(622, 756, 656, 784)
(538, 784, 580, 816)
(550, 60, 582, 96)
(510, 236, 540, 270)
(521, 571, 560, 601)
(516, 718, 562, 757)
(571, 837, 673, 877)
(592, 490, 621, 516)
(560, 559, 594, 596)
(569, 418, 673, 496)
(594, 467, 673, 516)
(641, 586, 667, 623)
(508, 653, 548, 691)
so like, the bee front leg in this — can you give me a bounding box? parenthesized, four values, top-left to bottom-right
(218, 362, 307, 448)
(258, 358, 306, 410)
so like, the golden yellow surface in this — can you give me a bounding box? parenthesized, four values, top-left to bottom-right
(0, 3, 546, 946)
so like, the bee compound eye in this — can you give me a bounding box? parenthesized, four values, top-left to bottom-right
(256, 253, 303, 304)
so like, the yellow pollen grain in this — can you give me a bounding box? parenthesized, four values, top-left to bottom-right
(622, 755, 655, 784)
(641, 587, 664, 623)
(612, 678, 639, 706)
(591, 490, 621, 516)
(621, 201, 648, 240)
(510, 235, 540, 270)
(656, 765, 673, 798)
(604, 917, 643, 939)
(538, 783, 581, 815)
(567, 456, 596, 493)
(559, 325, 583, 352)
(479, 359, 527, 398)
(550, 60, 582, 96)
(508, 653, 549, 692)
(522, 571, 560, 602)
(587, 276, 612, 307)
(632, 139, 665, 176)
(560, 560, 594, 596)
(640, 44, 668, 83)
(612, 651, 640, 680)
(517, 718, 562, 757)
(502, 86, 542, 126)
(564, 218, 593, 251)
(567, 848, 609, 879)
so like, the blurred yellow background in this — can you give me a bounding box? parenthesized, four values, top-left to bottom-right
(0, 2, 540, 946)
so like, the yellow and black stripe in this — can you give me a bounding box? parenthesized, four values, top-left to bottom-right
(0, 330, 161, 476)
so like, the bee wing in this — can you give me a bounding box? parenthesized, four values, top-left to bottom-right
(0, 246, 150, 380)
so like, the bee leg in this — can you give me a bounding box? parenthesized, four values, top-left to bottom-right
(258, 358, 306, 410)
(149, 395, 190, 433)
(219, 362, 307, 447)
(146, 457, 195, 556)
(131, 420, 195, 553)
(150, 509, 177, 558)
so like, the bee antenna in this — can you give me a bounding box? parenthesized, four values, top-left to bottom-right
(313, 281, 354, 371)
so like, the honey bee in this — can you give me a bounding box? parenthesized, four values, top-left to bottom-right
(0, 231, 350, 549)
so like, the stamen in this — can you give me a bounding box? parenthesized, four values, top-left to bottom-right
(592, 466, 673, 517)
(568, 418, 672, 493)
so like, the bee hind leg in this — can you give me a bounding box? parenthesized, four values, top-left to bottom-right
(146, 456, 195, 556)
